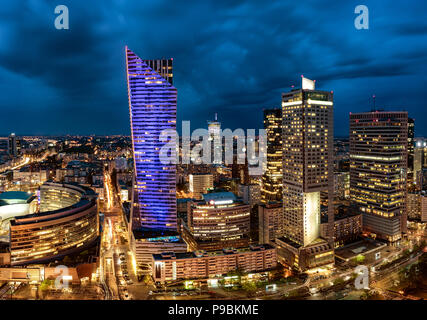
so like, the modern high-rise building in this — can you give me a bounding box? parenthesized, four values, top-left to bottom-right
(282, 77, 334, 246)
(414, 140, 426, 188)
(189, 173, 214, 199)
(277, 77, 335, 271)
(408, 118, 415, 184)
(143, 58, 173, 85)
(126, 47, 177, 232)
(7, 133, 20, 157)
(350, 111, 408, 242)
(126, 47, 187, 267)
(238, 183, 261, 208)
(334, 172, 350, 199)
(261, 108, 283, 203)
(208, 113, 221, 165)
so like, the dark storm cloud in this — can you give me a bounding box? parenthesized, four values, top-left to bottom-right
(0, 0, 426, 136)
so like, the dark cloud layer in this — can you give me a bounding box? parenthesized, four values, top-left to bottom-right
(0, 0, 426, 137)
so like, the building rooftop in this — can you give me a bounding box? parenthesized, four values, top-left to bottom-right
(177, 198, 192, 204)
(202, 192, 236, 203)
(0, 191, 33, 206)
(321, 206, 361, 223)
(276, 236, 302, 249)
(132, 228, 181, 241)
(259, 201, 282, 209)
(335, 239, 387, 260)
(153, 244, 275, 261)
(11, 199, 93, 225)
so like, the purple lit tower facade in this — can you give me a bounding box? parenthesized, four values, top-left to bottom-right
(126, 47, 177, 232)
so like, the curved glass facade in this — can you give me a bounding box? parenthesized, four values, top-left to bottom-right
(39, 183, 83, 212)
(9, 182, 99, 266)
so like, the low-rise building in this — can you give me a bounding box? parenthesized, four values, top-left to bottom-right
(320, 209, 362, 247)
(258, 202, 283, 244)
(152, 244, 277, 283)
(130, 229, 188, 269)
(188, 192, 250, 250)
(276, 237, 334, 272)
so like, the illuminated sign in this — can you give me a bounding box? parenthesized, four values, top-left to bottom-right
(307, 99, 333, 106)
(209, 200, 233, 205)
(302, 76, 315, 90)
(282, 101, 302, 107)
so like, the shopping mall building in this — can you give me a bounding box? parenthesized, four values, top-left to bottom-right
(0, 181, 99, 266)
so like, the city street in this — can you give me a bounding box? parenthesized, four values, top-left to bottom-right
(100, 168, 152, 300)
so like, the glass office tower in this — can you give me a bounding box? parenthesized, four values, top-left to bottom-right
(261, 108, 283, 203)
(125, 47, 177, 231)
(350, 111, 408, 241)
(281, 77, 334, 246)
(275, 77, 335, 271)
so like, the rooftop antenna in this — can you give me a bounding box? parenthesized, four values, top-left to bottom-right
(372, 94, 376, 111)
(214, 113, 217, 121)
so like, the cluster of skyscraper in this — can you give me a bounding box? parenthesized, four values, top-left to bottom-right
(126, 47, 412, 272)
(261, 78, 411, 270)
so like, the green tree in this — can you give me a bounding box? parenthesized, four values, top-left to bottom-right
(242, 281, 257, 292)
(40, 279, 53, 291)
(356, 254, 365, 264)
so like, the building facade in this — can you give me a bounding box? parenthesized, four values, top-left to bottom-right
(408, 118, 415, 184)
(130, 230, 188, 267)
(189, 174, 214, 199)
(152, 245, 277, 283)
(208, 113, 222, 165)
(334, 172, 350, 199)
(188, 192, 250, 250)
(278, 77, 334, 271)
(126, 47, 177, 231)
(349, 111, 408, 242)
(261, 108, 283, 203)
(408, 191, 427, 222)
(7, 133, 20, 157)
(238, 183, 261, 208)
(320, 211, 362, 247)
(258, 202, 283, 244)
(9, 182, 99, 266)
(413, 141, 426, 189)
(281, 77, 334, 245)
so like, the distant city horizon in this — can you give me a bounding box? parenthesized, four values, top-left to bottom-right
(1, 2, 426, 138)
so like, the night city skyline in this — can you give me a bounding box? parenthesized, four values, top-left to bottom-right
(0, 0, 426, 308)
(0, 1, 426, 136)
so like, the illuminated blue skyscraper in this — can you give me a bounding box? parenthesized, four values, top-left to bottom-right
(126, 47, 177, 231)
